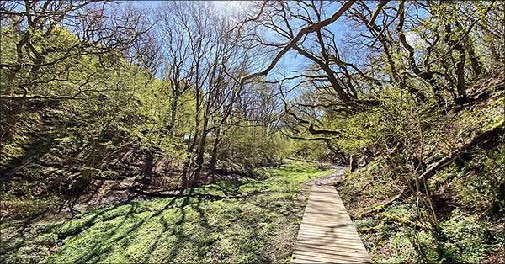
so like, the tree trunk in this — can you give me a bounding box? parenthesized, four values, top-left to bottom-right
(466, 39, 482, 78)
(191, 107, 210, 187)
(349, 154, 358, 172)
(167, 92, 179, 136)
(208, 127, 222, 179)
(143, 149, 153, 184)
(455, 46, 467, 100)
(192, 131, 207, 187)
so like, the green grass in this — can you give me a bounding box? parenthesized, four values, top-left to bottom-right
(2, 161, 332, 263)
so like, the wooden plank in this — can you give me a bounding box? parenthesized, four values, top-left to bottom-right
(291, 185, 371, 263)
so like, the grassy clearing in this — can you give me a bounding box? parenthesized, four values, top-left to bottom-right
(1, 161, 332, 263)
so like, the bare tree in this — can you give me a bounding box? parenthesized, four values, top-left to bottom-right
(155, 2, 258, 187)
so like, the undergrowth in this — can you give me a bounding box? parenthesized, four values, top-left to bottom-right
(336, 85, 505, 263)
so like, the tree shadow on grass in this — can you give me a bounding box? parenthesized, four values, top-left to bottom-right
(70, 198, 184, 263)
(4, 172, 311, 263)
(46, 189, 221, 263)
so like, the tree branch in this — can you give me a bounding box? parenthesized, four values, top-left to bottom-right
(240, 0, 356, 84)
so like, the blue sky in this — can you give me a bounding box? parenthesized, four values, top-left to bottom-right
(127, 1, 425, 98)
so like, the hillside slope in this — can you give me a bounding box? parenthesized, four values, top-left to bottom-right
(336, 75, 505, 263)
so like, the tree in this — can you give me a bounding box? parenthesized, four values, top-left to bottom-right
(0, 0, 150, 100)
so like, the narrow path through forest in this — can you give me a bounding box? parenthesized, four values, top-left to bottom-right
(291, 170, 371, 264)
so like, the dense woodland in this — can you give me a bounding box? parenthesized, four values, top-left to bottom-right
(1, 1, 504, 263)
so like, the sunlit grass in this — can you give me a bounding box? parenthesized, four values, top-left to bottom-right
(3, 161, 332, 263)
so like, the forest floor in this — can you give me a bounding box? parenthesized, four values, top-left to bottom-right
(1, 161, 335, 263)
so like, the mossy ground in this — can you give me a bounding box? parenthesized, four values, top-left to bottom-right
(1, 161, 332, 263)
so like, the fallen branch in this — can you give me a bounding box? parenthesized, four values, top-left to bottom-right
(356, 191, 404, 218)
(357, 211, 429, 233)
(414, 119, 503, 184)
(131, 188, 225, 200)
(357, 120, 504, 218)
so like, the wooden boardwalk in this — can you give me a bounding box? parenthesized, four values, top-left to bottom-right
(291, 185, 371, 263)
